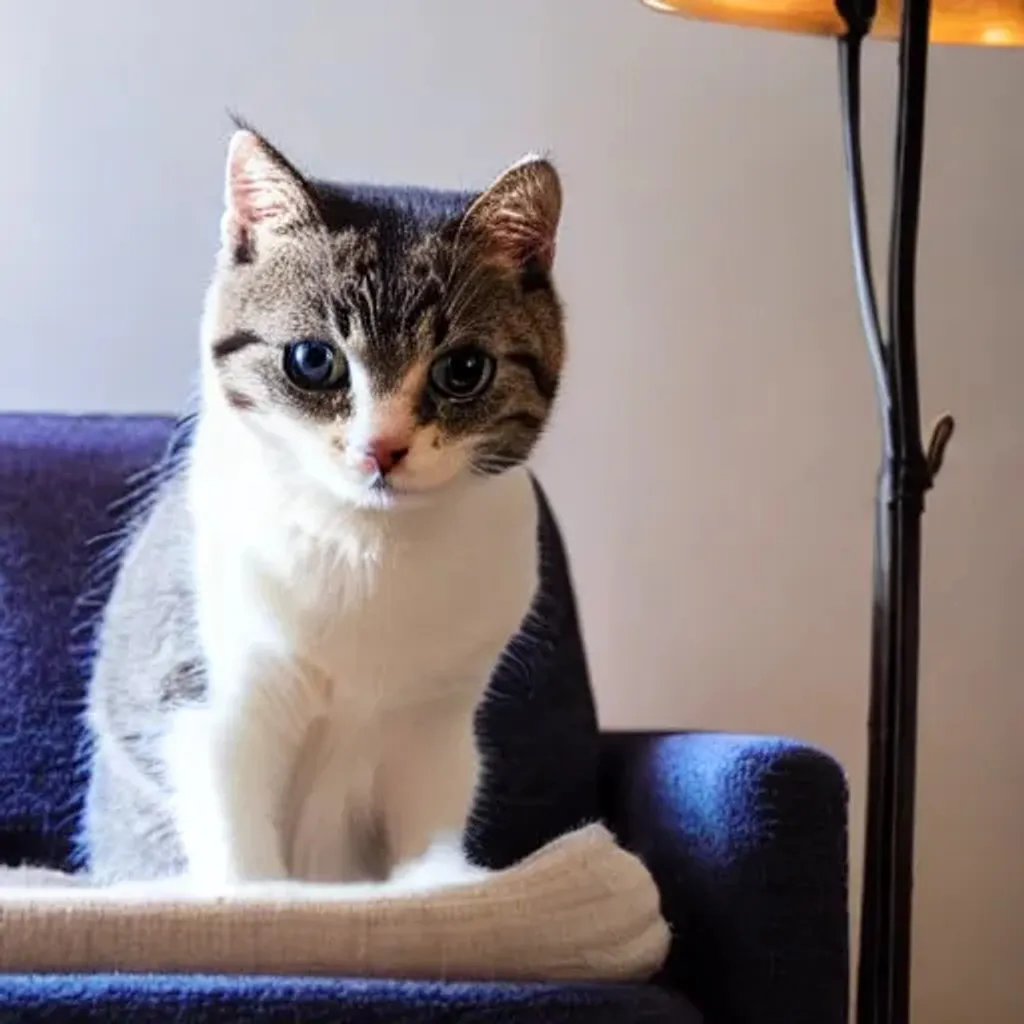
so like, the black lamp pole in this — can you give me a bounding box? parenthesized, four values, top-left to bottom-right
(836, 0, 954, 1021)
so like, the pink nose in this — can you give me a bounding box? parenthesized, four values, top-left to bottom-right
(359, 439, 410, 476)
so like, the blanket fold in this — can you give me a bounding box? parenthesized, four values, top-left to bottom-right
(0, 824, 669, 984)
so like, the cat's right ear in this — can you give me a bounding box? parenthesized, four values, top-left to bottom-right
(458, 155, 562, 277)
(221, 129, 319, 265)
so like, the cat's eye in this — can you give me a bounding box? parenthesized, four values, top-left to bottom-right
(429, 346, 495, 401)
(283, 340, 349, 391)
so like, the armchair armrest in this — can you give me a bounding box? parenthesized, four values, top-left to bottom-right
(600, 731, 849, 1024)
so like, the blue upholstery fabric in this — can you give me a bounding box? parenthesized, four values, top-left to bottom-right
(0, 413, 849, 1023)
(0, 414, 176, 870)
(601, 732, 849, 1023)
(0, 975, 701, 1023)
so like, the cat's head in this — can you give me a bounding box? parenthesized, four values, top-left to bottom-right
(200, 126, 565, 510)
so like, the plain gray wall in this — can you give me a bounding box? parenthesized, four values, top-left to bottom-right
(2, 3, 1023, 1020)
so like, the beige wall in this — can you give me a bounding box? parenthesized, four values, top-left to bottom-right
(2, 1, 1022, 1019)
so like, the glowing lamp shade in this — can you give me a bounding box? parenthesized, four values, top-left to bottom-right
(641, 0, 1024, 44)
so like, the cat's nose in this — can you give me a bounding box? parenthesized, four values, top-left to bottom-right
(360, 438, 410, 476)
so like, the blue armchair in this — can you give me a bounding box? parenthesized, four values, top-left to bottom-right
(0, 414, 848, 1023)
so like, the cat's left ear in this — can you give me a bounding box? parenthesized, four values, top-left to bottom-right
(461, 155, 562, 276)
(221, 128, 319, 264)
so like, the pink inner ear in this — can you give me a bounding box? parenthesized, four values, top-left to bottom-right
(231, 173, 288, 225)
(489, 210, 557, 272)
(227, 135, 293, 227)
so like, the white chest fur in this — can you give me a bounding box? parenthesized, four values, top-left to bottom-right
(170, 412, 539, 885)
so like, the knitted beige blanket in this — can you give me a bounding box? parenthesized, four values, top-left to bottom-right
(0, 824, 669, 983)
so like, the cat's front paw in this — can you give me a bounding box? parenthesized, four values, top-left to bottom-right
(388, 841, 491, 895)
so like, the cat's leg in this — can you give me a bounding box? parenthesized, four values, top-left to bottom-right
(378, 700, 490, 894)
(286, 718, 386, 883)
(164, 658, 320, 887)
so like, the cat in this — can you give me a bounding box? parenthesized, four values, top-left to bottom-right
(81, 124, 566, 892)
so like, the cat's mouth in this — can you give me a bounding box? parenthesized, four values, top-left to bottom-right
(339, 454, 466, 508)
(368, 475, 396, 496)
(349, 469, 459, 510)
(353, 472, 422, 509)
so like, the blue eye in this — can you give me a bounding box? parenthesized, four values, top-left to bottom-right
(283, 340, 348, 391)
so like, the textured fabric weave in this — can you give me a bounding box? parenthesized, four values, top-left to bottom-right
(0, 974, 701, 1024)
(602, 731, 850, 1023)
(0, 824, 669, 983)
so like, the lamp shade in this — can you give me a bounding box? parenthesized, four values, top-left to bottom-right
(640, 0, 1024, 44)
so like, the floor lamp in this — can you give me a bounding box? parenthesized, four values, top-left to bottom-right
(635, 1, 1023, 1022)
